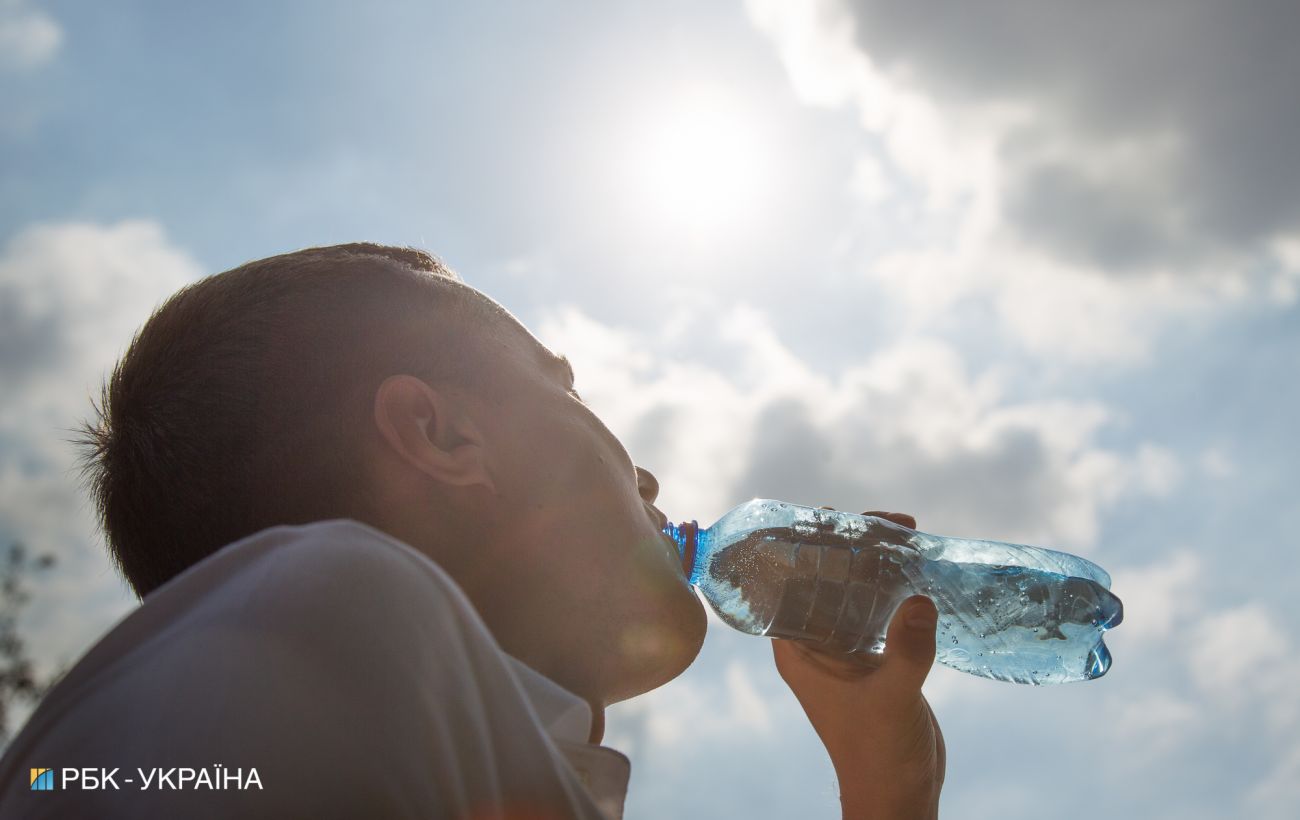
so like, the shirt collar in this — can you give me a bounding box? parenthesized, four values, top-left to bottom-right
(505, 655, 594, 744)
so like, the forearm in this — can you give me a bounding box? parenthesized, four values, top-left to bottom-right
(838, 777, 939, 820)
(831, 696, 943, 819)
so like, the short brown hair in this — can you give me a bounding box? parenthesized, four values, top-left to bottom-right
(78, 242, 493, 597)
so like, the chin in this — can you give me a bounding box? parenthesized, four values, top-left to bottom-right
(606, 592, 707, 704)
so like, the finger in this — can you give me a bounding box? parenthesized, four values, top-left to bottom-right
(861, 510, 917, 529)
(879, 595, 938, 695)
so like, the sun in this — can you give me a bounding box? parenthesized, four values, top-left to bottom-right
(622, 87, 772, 237)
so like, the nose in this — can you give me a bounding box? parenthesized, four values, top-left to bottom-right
(635, 466, 660, 504)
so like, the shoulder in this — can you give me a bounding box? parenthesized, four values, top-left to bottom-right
(36, 519, 506, 721)
(201, 518, 465, 598)
(173, 519, 506, 680)
(151, 518, 484, 636)
(222, 519, 473, 607)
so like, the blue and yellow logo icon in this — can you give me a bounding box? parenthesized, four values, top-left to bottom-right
(30, 768, 54, 791)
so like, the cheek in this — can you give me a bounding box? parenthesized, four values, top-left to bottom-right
(532, 428, 630, 508)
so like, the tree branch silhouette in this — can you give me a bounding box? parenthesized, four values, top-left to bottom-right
(0, 542, 58, 747)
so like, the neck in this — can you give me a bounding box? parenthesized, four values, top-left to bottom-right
(587, 702, 605, 744)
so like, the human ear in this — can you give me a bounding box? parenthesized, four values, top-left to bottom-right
(372, 374, 495, 491)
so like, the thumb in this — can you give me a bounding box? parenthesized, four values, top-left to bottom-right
(881, 595, 939, 694)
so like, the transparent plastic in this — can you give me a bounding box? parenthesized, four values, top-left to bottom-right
(665, 499, 1123, 684)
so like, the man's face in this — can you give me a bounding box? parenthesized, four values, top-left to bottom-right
(456, 305, 706, 705)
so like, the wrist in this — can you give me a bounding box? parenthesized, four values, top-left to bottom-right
(840, 791, 938, 820)
(837, 774, 939, 820)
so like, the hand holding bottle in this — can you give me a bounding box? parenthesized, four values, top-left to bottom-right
(773, 511, 945, 820)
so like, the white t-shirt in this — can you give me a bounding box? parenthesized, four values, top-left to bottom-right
(0, 520, 630, 819)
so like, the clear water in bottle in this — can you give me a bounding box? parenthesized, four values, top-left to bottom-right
(664, 499, 1123, 685)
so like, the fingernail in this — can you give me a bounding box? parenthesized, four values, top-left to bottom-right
(906, 601, 937, 630)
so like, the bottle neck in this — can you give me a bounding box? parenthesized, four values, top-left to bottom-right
(664, 520, 699, 582)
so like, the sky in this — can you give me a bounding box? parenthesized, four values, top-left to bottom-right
(2, 0, 1299, 817)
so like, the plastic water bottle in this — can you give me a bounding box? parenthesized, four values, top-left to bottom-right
(663, 499, 1123, 685)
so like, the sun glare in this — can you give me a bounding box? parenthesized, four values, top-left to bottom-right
(623, 88, 771, 237)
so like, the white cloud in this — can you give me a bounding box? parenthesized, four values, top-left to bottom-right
(1189, 603, 1299, 725)
(0, 219, 198, 429)
(1188, 600, 1300, 816)
(848, 154, 890, 204)
(1108, 552, 1202, 645)
(1111, 691, 1199, 761)
(538, 304, 754, 520)
(745, 0, 1296, 365)
(540, 303, 1175, 550)
(1198, 445, 1237, 480)
(1272, 236, 1300, 305)
(762, 0, 1300, 270)
(1103, 550, 1300, 813)
(1132, 444, 1181, 497)
(607, 646, 787, 756)
(0, 219, 202, 665)
(724, 659, 772, 733)
(746, 0, 996, 208)
(867, 230, 1239, 365)
(0, 0, 63, 71)
(638, 659, 773, 745)
(1247, 740, 1300, 820)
